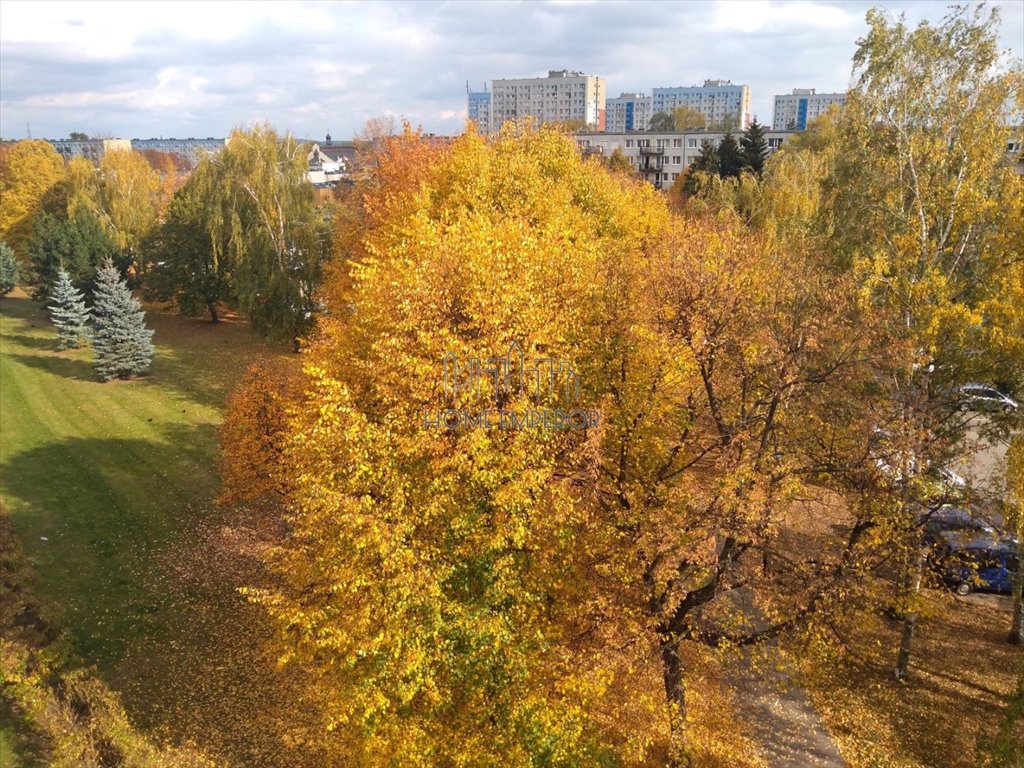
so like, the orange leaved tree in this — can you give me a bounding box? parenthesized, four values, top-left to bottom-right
(222, 125, 869, 765)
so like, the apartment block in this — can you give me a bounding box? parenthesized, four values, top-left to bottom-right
(651, 79, 752, 129)
(604, 93, 653, 133)
(467, 84, 492, 134)
(576, 129, 795, 189)
(49, 138, 132, 163)
(490, 70, 606, 132)
(772, 89, 846, 130)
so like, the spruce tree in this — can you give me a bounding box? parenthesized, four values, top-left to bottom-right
(740, 118, 769, 175)
(683, 139, 720, 195)
(49, 269, 91, 349)
(717, 132, 744, 178)
(0, 242, 18, 296)
(91, 258, 154, 381)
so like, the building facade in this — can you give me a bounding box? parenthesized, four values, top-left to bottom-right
(131, 138, 227, 165)
(772, 89, 846, 130)
(467, 85, 492, 134)
(576, 129, 794, 189)
(490, 70, 606, 132)
(604, 93, 653, 133)
(652, 80, 752, 130)
(48, 138, 132, 163)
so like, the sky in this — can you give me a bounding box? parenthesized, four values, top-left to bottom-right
(1, 0, 1022, 142)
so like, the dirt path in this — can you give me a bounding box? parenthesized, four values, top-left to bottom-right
(721, 586, 847, 767)
(728, 651, 847, 768)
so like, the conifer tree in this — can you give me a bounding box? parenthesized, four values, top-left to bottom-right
(740, 118, 769, 175)
(682, 138, 720, 195)
(0, 241, 18, 296)
(717, 132, 744, 178)
(91, 258, 154, 381)
(49, 268, 90, 349)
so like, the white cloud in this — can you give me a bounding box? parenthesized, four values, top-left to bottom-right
(0, 0, 1020, 140)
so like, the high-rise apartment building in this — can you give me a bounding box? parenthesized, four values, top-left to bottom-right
(772, 89, 846, 130)
(467, 84, 492, 134)
(490, 70, 606, 132)
(604, 93, 653, 132)
(651, 79, 751, 129)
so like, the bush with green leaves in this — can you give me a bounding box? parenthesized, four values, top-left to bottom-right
(49, 269, 91, 349)
(91, 259, 154, 381)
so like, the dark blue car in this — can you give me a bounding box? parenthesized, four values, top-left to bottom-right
(932, 532, 1018, 595)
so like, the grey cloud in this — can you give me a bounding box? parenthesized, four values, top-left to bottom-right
(1, 0, 1021, 142)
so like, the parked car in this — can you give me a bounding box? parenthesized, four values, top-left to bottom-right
(959, 384, 1019, 413)
(919, 505, 998, 542)
(930, 531, 1018, 595)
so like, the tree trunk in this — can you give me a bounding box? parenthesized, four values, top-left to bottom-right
(1010, 563, 1023, 645)
(660, 634, 692, 768)
(207, 302, 219, 323)
(894, 546, 926, 680)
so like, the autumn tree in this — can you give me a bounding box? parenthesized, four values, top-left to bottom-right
(222, 126, 870, 765)
(0, 140, 65, 256)
(1008, 436, 1024, 645)
(649, 111, 675, 131)
(40, 156, 101, 220)
(145, 161, 236, 322)
(95, 150, 160, 273)
(824, 5, 1023, 679)
(606, 147, 633, 174)
(206, 124, 329, 341)
(0, 242, 18, 296)
(671, 105, 707, 131)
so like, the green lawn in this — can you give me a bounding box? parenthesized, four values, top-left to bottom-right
(0, 291, 319, 765)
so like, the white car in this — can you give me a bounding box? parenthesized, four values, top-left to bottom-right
(959, 384, 1019, 413)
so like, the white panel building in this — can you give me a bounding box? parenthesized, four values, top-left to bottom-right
(490, 70, 607, 132)
(576, 129, 795, 189)
(604, 93, 653, 133)
(651, 79, 752, 129)
(772, 89, 846, 130)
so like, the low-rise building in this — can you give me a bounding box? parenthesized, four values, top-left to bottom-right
(131, 137, 227, 165)
(576, 129, 795, 189)
(772, 89, 845, 131)
(49, 138, 132, 163)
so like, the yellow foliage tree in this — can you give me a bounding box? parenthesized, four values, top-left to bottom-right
(0, 140, 65, 257)
(223, 125, 871, 765)
(96, 149, 160, 265)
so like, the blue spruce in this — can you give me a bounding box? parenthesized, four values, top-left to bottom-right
(0, 241, 18, 296)
(49, 268, 91, 350)
(91, 258, 154, 381)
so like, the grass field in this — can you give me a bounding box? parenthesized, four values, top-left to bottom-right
(0, 290, 325, 766)
(2, 288, 1020, 767)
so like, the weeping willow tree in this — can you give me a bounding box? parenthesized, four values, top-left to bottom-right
(207, 123, 330, 341)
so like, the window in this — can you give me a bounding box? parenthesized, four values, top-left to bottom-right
(626, 139, 633, 148)
(673, 139, 682, 147)
(687, 138, 697, 148)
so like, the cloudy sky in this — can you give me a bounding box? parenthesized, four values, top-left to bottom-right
(1, 0, 1021, 142)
